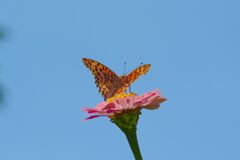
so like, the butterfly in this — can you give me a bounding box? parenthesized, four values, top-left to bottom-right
(82, 58, 151, 100)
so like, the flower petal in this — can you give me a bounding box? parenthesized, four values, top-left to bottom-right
(81, 89, 167, 120)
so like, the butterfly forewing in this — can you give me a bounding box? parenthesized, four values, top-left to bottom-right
(116, 64, 151, 94)
(82, 58, 120, 100)
(127, 64, 151, 84)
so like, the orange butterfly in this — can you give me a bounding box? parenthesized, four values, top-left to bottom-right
(82, 58, 151, 100)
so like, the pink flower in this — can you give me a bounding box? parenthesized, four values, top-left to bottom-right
(82, 89, 167, 120)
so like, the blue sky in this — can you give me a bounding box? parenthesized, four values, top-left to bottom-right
(0, 0, 240, 159)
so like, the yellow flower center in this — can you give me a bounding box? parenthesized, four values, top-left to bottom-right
(106, 92, 137, 102)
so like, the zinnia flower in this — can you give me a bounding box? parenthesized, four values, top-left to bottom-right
(82, 89, 166, 160)
(82, 89, 166, 120)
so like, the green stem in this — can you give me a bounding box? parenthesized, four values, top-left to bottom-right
(111, 110, 142, 160)
(124, 128, 143, 160)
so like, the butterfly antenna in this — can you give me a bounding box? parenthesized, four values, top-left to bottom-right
(123, 62, 127, 75)
(125, 62, 144, 74)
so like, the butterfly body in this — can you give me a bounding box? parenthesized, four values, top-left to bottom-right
(82, 58, 151, 100)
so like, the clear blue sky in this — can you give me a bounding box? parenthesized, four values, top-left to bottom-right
(0, 0, 240, 159)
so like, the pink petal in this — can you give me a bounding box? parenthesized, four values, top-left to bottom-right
(83, 115, 105, 121)
(81, 89, 167, 120)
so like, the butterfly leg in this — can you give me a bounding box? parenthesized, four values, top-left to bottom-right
(129, 85, 132, 93)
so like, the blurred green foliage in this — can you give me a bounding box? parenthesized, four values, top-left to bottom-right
(0, 29, 6, 41)
(0, 27, 5, 105)
(0, 86, 3, 104)
(0, 32, 4, 40)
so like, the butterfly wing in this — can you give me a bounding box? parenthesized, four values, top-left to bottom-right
(82, 58, 120, 100)
(116, 64, 151, 94)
